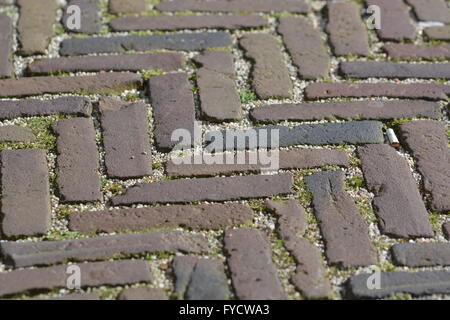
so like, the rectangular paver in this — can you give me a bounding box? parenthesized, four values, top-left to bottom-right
(391, 243, 450, 267)
(62, 0, 100, 34)
(406, 0, 450, 23)
(0, 126, 35, 142)
(424, 26, 450, 40)
(0, 14, 13, 77)
(384, 43, 450, 60)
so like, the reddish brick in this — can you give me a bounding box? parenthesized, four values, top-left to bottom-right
(424, 26, 450, 40)
(443, 223, 450, 240)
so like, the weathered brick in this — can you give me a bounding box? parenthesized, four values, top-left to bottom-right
(407, 0, 450, 23)
(365, 0, 416, 41)
(358, 144, 433, 238)
(224, 228, 286, 300)
(399, 121, 450, 212)
(99, 98, 152, 179)
(443, 223, 450, 240)
(345, 270, 450, 299)
(240, 34, 293, 99)
(148, 73, 196, 151)
(341, 61, 450, 79)
(0, 73, 142, 97)
(173, 256, 230, 300)
(194, 50, 241, 122)
(28, 53, 185, 74)
(68, 203, 252, 234)
(60, 33, 232, 56)
(0, 260, 151, 297)
(112, 173, 293, 205)
(391, 243, 450, 267)
(32, 293, 100, 300)
(279, 16, 330, 80)
(0, 14, 13, 77)
(119, 288, 168, 300)
(110, 15, 267, 31)
(304, 171, 377, 267)
(53, 118, 102, 203)
(17, 0, 57, 55)
(1, 231, 208, 267)
(424, 26, 450, 40)
(305, 83, 450, 100)
(109, 0, 146, 14)
(250, 100, 440, 122)
(384, 43, 450, 60)
(266, 200, 306, 239)
(62, 0, 100, 34)
(156, 0, 310, 13)
(0, 126, 35, 142)
(0, 149, 50, 237)
(326, 2, 369, 56)
(0, 97, 92, 119)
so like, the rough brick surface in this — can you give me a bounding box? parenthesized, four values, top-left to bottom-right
(0, 14, 13, 77)
(424, 26, 450, 40)
(109, 0, 146, 14)
(391, 243, 450, 267)
(0, 126, 35, 142)
(406, 0, 450, 23)
(119, 288, 168, 300)
(444, 223, 450, 240)
(266, 200, 306, 239)
(62, 0, 100, 34)
(384, 43, 450, 60)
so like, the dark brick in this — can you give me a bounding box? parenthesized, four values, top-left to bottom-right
(0, 260, 151, 297)
(53, 118, 102, 203)
(345, 270, 450, 299)
(0, 149, 50, 237)
(0, 14, 13, 77)
(194, 50, 241, 121)
(279, 16, 330, 80)
(17, 0, 57, 55)
(60, 33, 232, 56)
(265, 200, 306, 239)
(0, 126, 35, 142)
(1, 231, 208, 267)
(326, 2, 369, 56)
(305, 83, 450, 100)
(28, 53, 185, 74)
(358, 144, 433, 238)
(68, 203, 253, 234)
(99, 98, 152, 179)
(250, 100, 440, 122)
(384, 43, 450, 60)
(399, 121, 450, 212)
(224, 228, 286, 300)
(148, 73, 196, 151)
(62, 0, 100, 34)
(110, 15, 267, 31)
(304, 171, 376, 267)
(156, 0, 310, 13)
(443, 223, 450, 240)
(365, 0, 416, 41)
(0, 97, 92, 119)
(424, 26, 450, 40)
(109, 0, 146, 14)
(0, 73, 142, 97)
(173, 256, 230, 300)
(391, 243, 450, 267)
(341, 61, 450, 79)
(240, 34, 293, 99)
(407, 0, 450, 23)
(119, 288, 168, 300)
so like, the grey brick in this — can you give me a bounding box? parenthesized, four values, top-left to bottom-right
(62, 0, 100, 34)
(391, 243, 450, 267)
(384, 43, 450, 60)
(424, 26, 450, 40)
(0, 126, 35, 142)
(119, 288, 168, 300)
(0, 14, 13, 77)
(109, 0, 146, 14)
(407, 0, 450, 23)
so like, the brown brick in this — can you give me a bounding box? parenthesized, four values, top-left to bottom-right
(62, 0, 100, 34)
(391, 243, 450, 267)
(109, 0, 146, 14)
(266, 200, 306, 240)
(443, 223, 450, 240)
(424, 26, 450, 40)
(0, 14, 13, 77)
(406, 0, 450, 23)
(119, 288, 168, 300)
(0, 126, 35, 142)
(384, 43, 450, 60)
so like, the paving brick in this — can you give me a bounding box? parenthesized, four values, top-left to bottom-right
(173, 256, 230, 300)
(156, 0, 310, 13)
(0, 126, 35, 142)
(305, 83, 450, 100)
(194, 50, 241, 122)
(28, 53, 185, 74)
(0, 97, 92, 119)
(443, 223, 450, 240)
(119, 288, 168, 300)
(399, 121, 450, 212)
(365, 0, 416, 41)
(384, 43, 450, 60)
(148, 73, 196, 151)
(110, 15, 267, 31)
(68, 203, 252, 234)
(345, 270, 450, 299)
(60, 32, 232, 56)
(424, 26, 450, 40)
(250, 100, 440, 122)
(326, 2, 369, 56)
(0, 149, 50, 238)
(0, 73, 142, 97)
(224, 228, 286, 300)
(340, 61, 450, 79)
(33, 293, 100, 300)
(166, 149, 349, 177)
(358, 144, 433, 238)
(0, 260, 151, 297)
(109, 0, 146, 14)
(112, 173, 294, 205)
(304, 171, 376, 267)
(17, 0, 57, 55)
(53, 118, 102, 203)
(62, 0, 100, 34)
(1, 231, 208, 267)
(0, 14, 13, 77)
(240, 34, 293, 99)
(391, 243, 450, 267)
(99, 98, 152, 179)
(265, 200, 306, 239)
(278, 16, 330, 80)
(406, 0, 450, 23)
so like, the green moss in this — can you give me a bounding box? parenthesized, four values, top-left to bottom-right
(43, 229, 84, 241)
(346, 176, 365, 190)
(239, 90, 257, 104)
(54, 24, 66, 36)
(140, 69, 165, 80)
(152, 161, 163, 170)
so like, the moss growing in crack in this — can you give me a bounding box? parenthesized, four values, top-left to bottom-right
(105, 183, 123, 197)
(428, 211, 444, 233)
(152, 161, 164, 170)
(140, 69, 165, 80)
(348, 154, 361, 167)
(43, 229, 84, 241)
(239, 89, 257, 104)
(346, 176, 365, 190)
